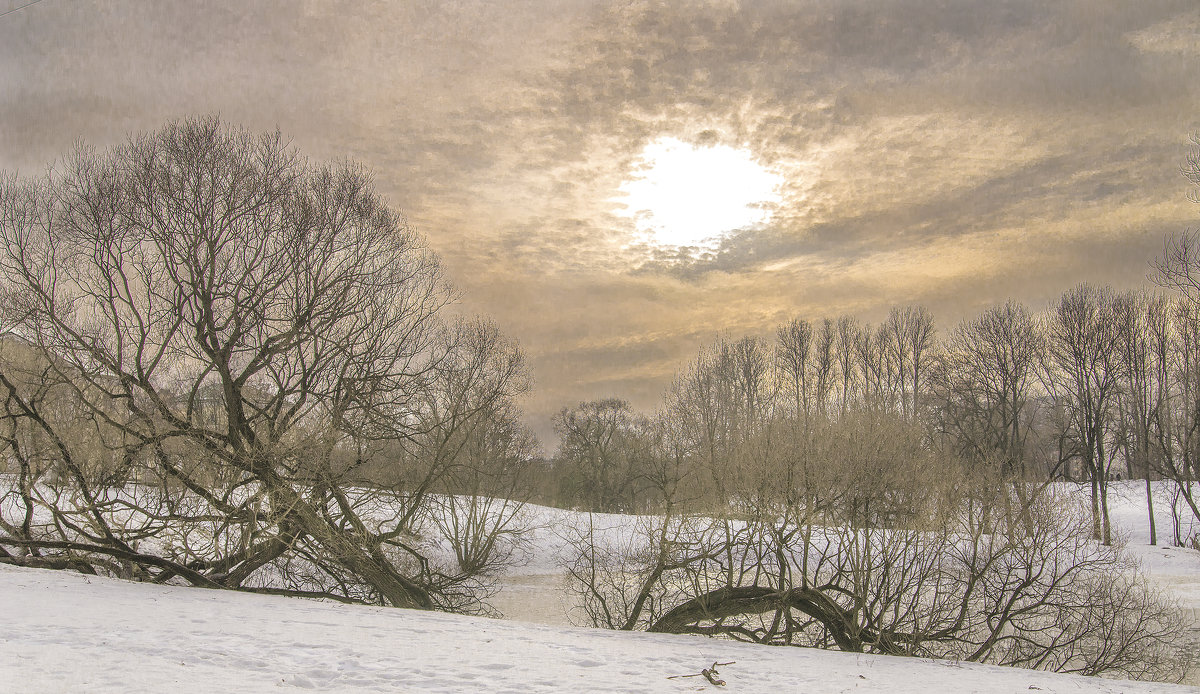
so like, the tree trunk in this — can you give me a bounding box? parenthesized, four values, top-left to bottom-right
(1145, 475, 1157, 546)
(266, 480, 434, 609)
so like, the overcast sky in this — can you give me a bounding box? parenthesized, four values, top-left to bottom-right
(3, 0, 1199, 445)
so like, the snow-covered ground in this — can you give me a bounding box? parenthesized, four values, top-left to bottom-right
(1, 562, 1196, 694)
(1, 481, 1198, 693)
(1108, 482, 1200, 614)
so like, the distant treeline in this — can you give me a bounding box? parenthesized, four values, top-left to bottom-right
(544, 255, 1200, 550)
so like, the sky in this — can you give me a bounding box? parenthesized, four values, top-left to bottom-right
(2, 0, 1200, 445)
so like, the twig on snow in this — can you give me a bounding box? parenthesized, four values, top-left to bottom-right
(667, 661, 736, 686)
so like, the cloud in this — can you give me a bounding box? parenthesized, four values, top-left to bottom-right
(1127, 8, 1200, 58)
(3, 0, 1200, 437)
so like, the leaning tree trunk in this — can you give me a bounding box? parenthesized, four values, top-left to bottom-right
(261, 472, 434, 609)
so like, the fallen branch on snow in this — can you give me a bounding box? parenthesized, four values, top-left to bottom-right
(667, 661, 736, 686)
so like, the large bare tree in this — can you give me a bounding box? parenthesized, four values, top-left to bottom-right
(0, 117, 532, 611)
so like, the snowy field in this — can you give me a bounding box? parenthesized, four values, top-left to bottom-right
(2, 481, 1199, 693)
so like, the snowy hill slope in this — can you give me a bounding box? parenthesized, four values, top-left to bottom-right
(1, 562, 1196, 694)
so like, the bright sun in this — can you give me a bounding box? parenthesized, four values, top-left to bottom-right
(614, 137, 783, 248)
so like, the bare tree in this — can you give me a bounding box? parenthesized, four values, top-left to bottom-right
(1113, 291, 1174, 545)
(855, 324, 888, 411)
(901, 306, 936, 419)
(0, 117, 532, 611)
(835, 315, 858, 416)
(812, 318, 836, 417)
(1152, 136, 1200, 542)
(934, 301, 1040, 477)
(1042, 285, 1124, 544)
(563, 297, 1186, 681)
(664, 336, 773, 504)
(879, 316, 909, 415)
(1153, 239, 1200, 539)
(775, 318, 812, 421)
(553, 399, 653, 512)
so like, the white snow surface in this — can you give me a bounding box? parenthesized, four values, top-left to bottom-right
(1107, 482, 1200, 615)
(2, 480, 1199, 693)
(1, 563, 1194, 694)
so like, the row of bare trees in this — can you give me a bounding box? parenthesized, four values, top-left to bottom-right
(0, 117, 539, 613)
(553, 277, 1200, 549)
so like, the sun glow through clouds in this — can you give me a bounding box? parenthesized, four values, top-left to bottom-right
(615, 137, 783, 249)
